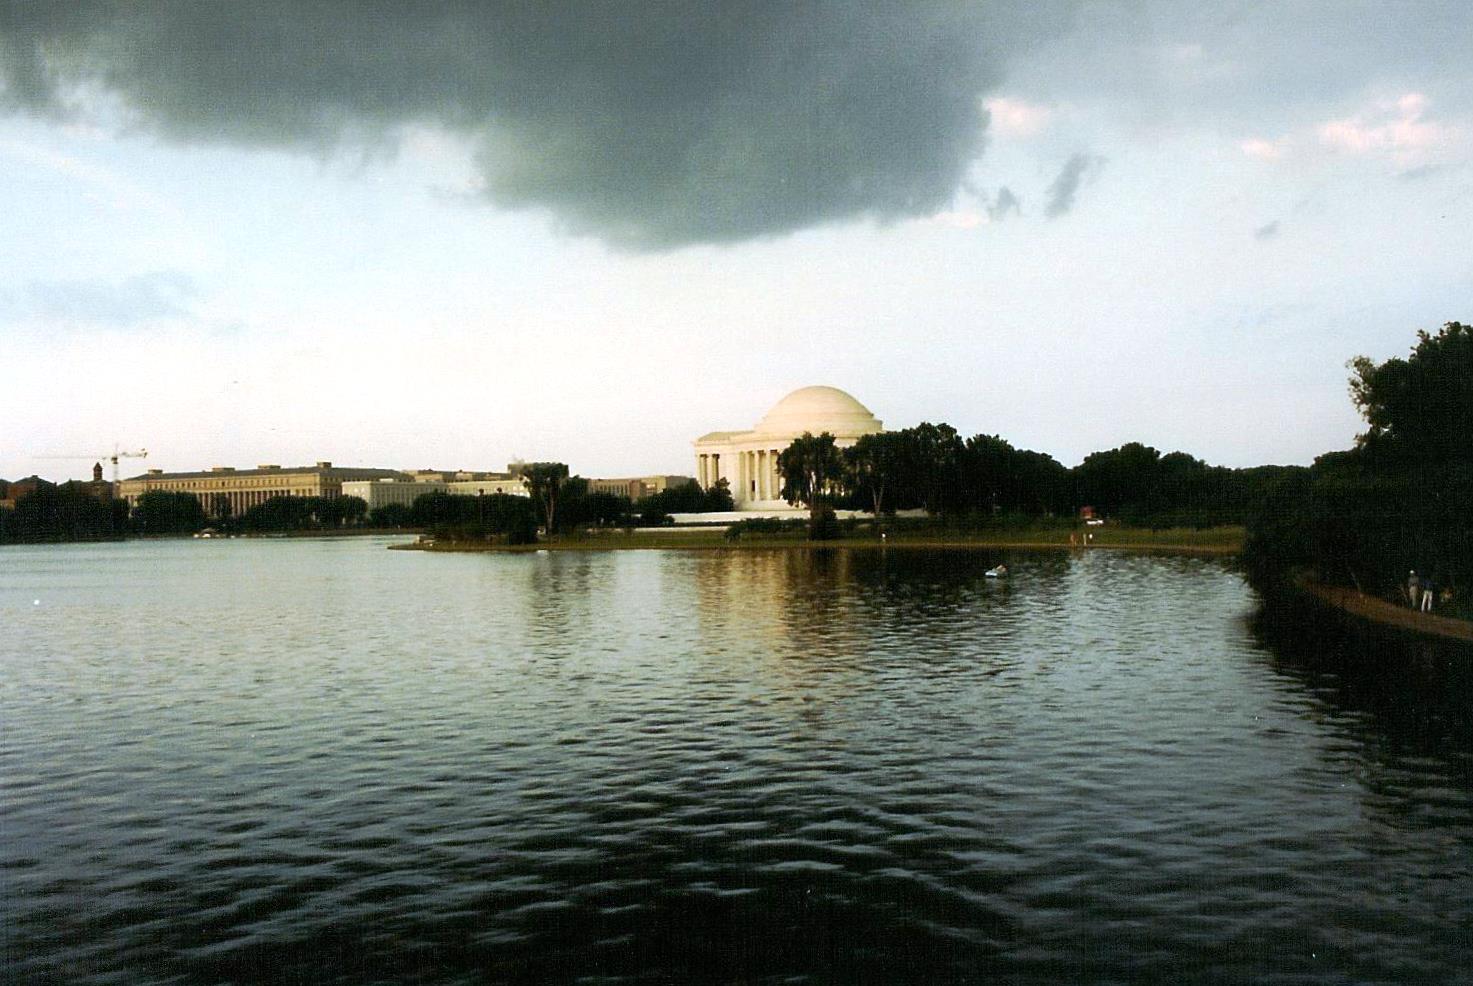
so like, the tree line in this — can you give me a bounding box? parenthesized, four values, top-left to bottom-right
(28, 364, 1437, 558)
(773, 425, 1302, 535)
(0, 472, 738, 544)
(0, 488, 379, 542)
(0, 483, 129, 543)
(1243, 321, 1470, 615)
(1, 439, 1291, 546)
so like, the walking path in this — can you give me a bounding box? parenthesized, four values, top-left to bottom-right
(1299, 578, 1473, 644)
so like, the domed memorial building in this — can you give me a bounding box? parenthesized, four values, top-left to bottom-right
(694, 386, 883, 510)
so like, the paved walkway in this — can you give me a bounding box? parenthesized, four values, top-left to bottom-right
(1300, 579, 1473, 643)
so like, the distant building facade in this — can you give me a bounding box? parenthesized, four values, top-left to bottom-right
(70, 462, 115, 502)
(586, 475, 695, 501)
(446, 478, 529, 497)
(399, 466, 530, 498)
(117, 462, 408, 514)
(341, 478, 447, 510)
(694, 386, 883, 510)
(0, 475, 54, 510)
(1, 464, 112, 509)
(406, 468, 518, 484)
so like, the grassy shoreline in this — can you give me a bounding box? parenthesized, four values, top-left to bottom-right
(392, 525, 1244, 556)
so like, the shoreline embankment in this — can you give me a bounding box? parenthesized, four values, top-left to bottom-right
(1295, 577, 1473, 645)
(391, 526, 1244, 557)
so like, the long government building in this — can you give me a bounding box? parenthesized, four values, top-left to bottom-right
(116, 463, 695, 514)
(115, 462, 408, 514)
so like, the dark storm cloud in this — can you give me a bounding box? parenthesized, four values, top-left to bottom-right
(0, 2, 1076, 249)
(1006, 1, 1473, 131)
(987, 186, 1022, 220)
(1043, 153, 1101, 218)
(1253, 220, 1280, 241)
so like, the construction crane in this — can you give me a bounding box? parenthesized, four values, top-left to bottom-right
(36, 447, 149, 485)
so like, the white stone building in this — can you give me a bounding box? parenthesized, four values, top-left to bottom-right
(694, 386, 883, 510)
(446, 478, 530, 497)
(341, 478, 446, 510)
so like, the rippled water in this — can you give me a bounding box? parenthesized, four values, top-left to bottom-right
(3, 538, 1471, 984)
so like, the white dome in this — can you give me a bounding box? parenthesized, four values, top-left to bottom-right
(755, 386, 883, 437)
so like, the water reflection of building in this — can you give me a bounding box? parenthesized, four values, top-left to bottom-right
(691, 548, 861, 663)
(694, 386, 883, 510)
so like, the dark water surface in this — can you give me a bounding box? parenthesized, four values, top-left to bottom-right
(3, 538, 1471, 984)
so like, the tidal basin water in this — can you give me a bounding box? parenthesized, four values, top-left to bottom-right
(4, 538, 1471, 984)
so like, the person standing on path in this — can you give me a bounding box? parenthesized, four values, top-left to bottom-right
(1422, 574, 1437, 613)
(1408, 570, 1422, 607)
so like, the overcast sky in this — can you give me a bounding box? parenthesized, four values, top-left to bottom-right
(2, 1, 1470, 481)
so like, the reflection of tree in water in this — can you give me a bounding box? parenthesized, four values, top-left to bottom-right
(1250, 607, 1473, 795)
(843, 549, 1032, 655)
(848, 547, 1000, 600)
(779, 548, 854, 638)
(770, 548, 1004, 660)
(695, 548, 1031, 678)
(515, 553, 603, 660)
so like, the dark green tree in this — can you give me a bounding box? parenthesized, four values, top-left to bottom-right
(0, 484, 121, 542)
(844, 431, 908, 516)
(634, 478, 735, 520)
(561, 487, 631, 528)
(1012, 448, 1072, 516)
(1350, 321, 1473, 467)
(368, 502, 413, 528)
(312, 495, 366, 528)
(131, 490, 206, 535)
(898, 422, 965, 515)
(779, 432, 845, 540)
(1074, 442, 1163, 518)
(959, 434, 1014, 515)
(406, 490, 538, 542)
(1245, 320, 1473, 603)
(520, 462, 570, 534)
(703, 477, 734, 511)
(340, 495, 368, 526)
(238, 495, 316, 532)
(778, 432, 844, 509)
(207, 493, 232, 525)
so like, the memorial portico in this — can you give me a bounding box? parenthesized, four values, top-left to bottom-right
(694, 386, 883, 511)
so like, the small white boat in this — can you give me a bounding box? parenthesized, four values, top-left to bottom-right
(985, 564, 1008, 578)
